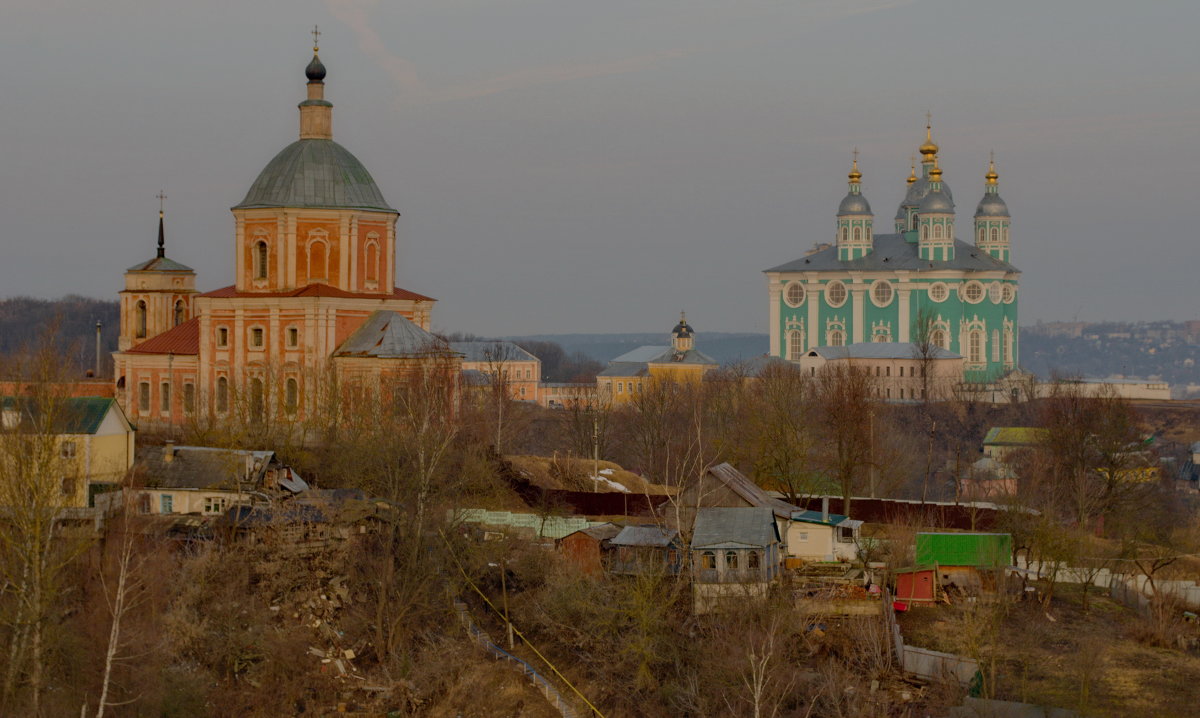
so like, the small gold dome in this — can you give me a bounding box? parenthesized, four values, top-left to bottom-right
(919, 116, 938, 158)
(848, 149, 862, 183)
(929, 156, 943, 180)
(985, 154, 998, 184)
(907, 156, 917, 185)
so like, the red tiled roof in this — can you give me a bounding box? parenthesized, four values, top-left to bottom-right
(199, 283, 434, 302)
(126, 318, 200, 355)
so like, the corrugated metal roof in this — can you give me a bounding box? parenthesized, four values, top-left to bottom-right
(982, 427, 1046, 446)
(790, 509, 850, 527)
(705, 463, 799, 520)
(334, 310, 457, 359)
(125, 318, 200, 355)
(200, 283, 433, 302)
(915, 532, 1012, 568)
(136, 445, 275, 490)
(808, 342, 960, 361)
(611, 525, 678, 547)
(449, 341, 538, 363)
(766, 233, 1020, 274)
(0, 396, 126, 435)
(691, 507, 779, 549)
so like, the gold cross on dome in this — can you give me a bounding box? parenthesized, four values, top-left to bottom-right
(312, 25, 321, 52)
(156, 190, 167, 215)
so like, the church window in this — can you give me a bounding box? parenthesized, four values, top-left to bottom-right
(871, 280, 893, 307)
(1004, 328, 1014, 363)
(160, 382, 170, 413)
(989, 282, 1003, 304)
(928, 282, 948, 303)
(968, 331, 984, 364)
(255, 241, 268, 280)
(216, 377, 228, 413)
(250, 327, 264, 348)
(991, 227, 999, 243)
(931, 329, 948, 349)
(287, 327, 299, 348)
(829, 329, 845, 347)
(839, 227, 847, 243)
(138, 382, 150, 412)
(992, 330, 1001, 362)
(787, 329, 804, 361)
(922, 225, 930, 241)
(784, 282, 805, 308)
(825, 281, 847, 308)
(978, 227, 984, 243)
(135, 301, 147, 339)
(309, 241, 328, 281)
(285, 378, 298, 413)
(183, 383, 195, 414)
(853, 227, 862, 242)
(365, 238, 380, 283)
(962, 281, 985, 304)
(933, 224, 943, 240)
(250, 378, 264, 422)
(174, 300, 185, 326)
(217, 327, 228, 348)
(1002, 284, 1015, 304)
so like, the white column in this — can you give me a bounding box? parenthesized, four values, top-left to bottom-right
(898, 288, 911, 343)
(768, 279, 782, 356)
(807, 281, 820, 351)
(852, 288, 865, 344)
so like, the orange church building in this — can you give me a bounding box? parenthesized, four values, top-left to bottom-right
(114, 45, 457, 425)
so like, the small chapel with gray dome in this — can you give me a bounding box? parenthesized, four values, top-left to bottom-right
(765, 123, 1019, 383)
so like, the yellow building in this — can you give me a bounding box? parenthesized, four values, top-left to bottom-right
(1, 397, 135, 507)
(596, 314, 718, 404)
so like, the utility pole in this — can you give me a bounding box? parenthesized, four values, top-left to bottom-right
(592, 408, 599, 480)
(868, 409, 876, 498)
(500, 559, 513, 650)
(94, 320, 103, 378)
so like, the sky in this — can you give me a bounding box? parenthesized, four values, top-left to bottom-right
(1, 0, 1198, 336)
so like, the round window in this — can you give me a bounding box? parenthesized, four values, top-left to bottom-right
(1002, 284, 1015, 304)
(928, 282, 948, 303)
(871, 280, 894, 307)
(784, 282, 806, 308)
(988, 282, 1003, 304)
(961, 281, 985, 304)
(825, 281, 847, 308)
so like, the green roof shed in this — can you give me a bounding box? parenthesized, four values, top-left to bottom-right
(915, 533, 1012, 568)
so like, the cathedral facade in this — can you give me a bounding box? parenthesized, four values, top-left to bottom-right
(764, 126, 1019, 383)
(113, 45, 454, 424)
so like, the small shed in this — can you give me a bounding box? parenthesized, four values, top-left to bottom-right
(558, 523, 622, 576)
(916, 533, 1012, 595)
(893, 566, 938, 603)
(609, 525, 682, 575)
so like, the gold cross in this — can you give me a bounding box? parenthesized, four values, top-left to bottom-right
(312, 25, 321, 52)
(925, 110, 932, 130)
(156, 190, 167, 215)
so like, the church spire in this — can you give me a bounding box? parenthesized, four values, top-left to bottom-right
(299, 26, 333, 140)
(156, 190, 166, 258)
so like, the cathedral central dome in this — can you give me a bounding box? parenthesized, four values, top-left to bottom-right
(233, 138, 396, 212)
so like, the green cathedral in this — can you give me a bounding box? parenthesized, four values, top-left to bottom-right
(765, 125, 1019, 383)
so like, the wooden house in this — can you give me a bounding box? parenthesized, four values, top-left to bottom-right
(608, 525, 683, 576)
(690, 507, 782, 612)
(558, 523, 621, 576)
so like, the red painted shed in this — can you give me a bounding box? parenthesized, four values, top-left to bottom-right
(558, 523, 621, 576)
(894, 566, 937, 603)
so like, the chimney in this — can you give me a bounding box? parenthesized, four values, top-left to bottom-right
(821, 497, 829, 523)
(163, 442, 175, 464)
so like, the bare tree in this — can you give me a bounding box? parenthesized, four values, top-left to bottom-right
(812, 363, 877, 515)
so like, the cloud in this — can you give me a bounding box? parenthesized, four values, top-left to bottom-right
(325, 0, 687, 105)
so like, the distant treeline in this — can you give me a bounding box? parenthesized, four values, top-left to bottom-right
(0, 296, 119, 376)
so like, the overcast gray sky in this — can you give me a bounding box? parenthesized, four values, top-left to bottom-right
(2, 0, 1197, 336)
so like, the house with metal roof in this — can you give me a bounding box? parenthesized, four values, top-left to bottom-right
(765, 123, 1019, 383)
(112, 42, 454, 427)
(608, 525, 683, 576)
(0, 396, 135, 508)
(596, 313, 718, 404)
(690, 507, 782, 612)
(449, 341, 542, 404)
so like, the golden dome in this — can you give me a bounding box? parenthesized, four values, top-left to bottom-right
(919, 115, 938, 158)
(929, 156, 943, 181)
(907, 156, 917, 185)
(985, 153, 998, 184)
(848, 151, 862, 183)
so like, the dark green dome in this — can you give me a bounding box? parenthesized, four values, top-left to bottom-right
(234, 139, 396, 212)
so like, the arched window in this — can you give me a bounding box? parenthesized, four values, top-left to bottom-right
(829, 329, 845, 347)
(787, 329, 804, 361)
(365, 240, 380, 282)
(969, 331, 984, 364)
(991, 227, 999, 242)
(853, 227, 862, 242)
(931, 329, 948, 350)
(933, 224, 943, 239)
(748, 551, 761, 569)
(1004, 328, 1014, 363)
(978, 228, 985, 243)
(308, 239, 328, 281)
(922, 224, 930, 240)
(992, 330, 1001, 362)
(285, 378, 298, 413)
(701, 551, 716, 570)
(135, 300, 147, 338)
(216, 377, 228, 413)
(255, 241, 268, 280)
(725, 550, 739, 569)
(839, 227, 847, 243)
(174, 299, 185, 326)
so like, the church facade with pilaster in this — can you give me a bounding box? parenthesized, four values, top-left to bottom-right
(765, 126, 1019, 383)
